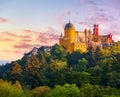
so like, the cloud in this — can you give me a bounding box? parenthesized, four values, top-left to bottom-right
(0, 17, 9, 23)
(0, 38, 14, 42)
(20, 39, 32, 42)
(7, 27, 59, 51)
(61, 23, 66, 29)
(37, 32, 59, 46)
(0, 31, 32, 43)
(85, 0, 106, 6)
(23, 29, 33, 33)
(13, 42, 33, 49)
(52, 9, 71, 29)
(74, 0, 120, 37)
(46, 27, 59, 34)
(13, 50, 26, 54)
(19, 35, 31, 38)
(0, 50, 11, 52)
(65, 10, 71, 16)
(0, 50, 25, 60)
(78, 22, 91, 28)
(0, 50, 24, 54)
(4, 38, 14, 41)
(1, 32, 18, 37)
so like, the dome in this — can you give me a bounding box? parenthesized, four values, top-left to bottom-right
(64, 21, 75, 29)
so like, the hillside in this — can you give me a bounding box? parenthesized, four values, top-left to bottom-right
(0, 42, 120, 97)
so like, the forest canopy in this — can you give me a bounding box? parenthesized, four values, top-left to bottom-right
(0, 42, 120, 97)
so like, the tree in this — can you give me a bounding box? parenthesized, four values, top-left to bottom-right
(31, 86, 51, 97)
(67, 51, 83, 66)
(25, 55, 40, 72)
(11, 61, 22, 75)
(50, 44, 68, 60)
(45, 52, 52, 63)
(0, 79, 32, 97)
(85, 47, 96, 67)
(46, 84, 80, 97)
(49, 60, 67, 71)
(100, 56, 116, 73)
(10, 61, 22, 81)
(111, 42, 120, 55)
(78, 58, 88, 72)
(37, 52, 46, 64)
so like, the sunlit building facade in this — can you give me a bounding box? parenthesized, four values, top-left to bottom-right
(59, 21, 113, 53)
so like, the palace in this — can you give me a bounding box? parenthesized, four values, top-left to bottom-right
(59, 21, 113, 53)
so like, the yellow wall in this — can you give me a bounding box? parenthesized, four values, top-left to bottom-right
(65, 27, 76, 43)
(59, 23, 87, 53)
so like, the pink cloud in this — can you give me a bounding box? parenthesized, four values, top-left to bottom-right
(14, 50, 26, 54)
(11, 28, 59, 50)
(0, 31, 32, 44)
(0, 17, 9, 23)
(78, 22, 91, 27)
(52, 9, 71, 29)
(1, 32, 18, 37)
(3, 38, 14, 41)
(37, 32, 59, 46)
(24, 29, 33, 33)
(20, 39, 32, 42)
(61, 23, 66, 29)
(0, 50, 25, 56)
(46, 27, 59, 34)
(65, 10, 71, 16)
(13, 42, 33, 49)
(19, 35, 31, 38)
(0, 32, 17, 42)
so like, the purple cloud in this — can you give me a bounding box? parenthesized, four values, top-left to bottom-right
(37, 32, 59, 46)
(0, 17, 9, 23)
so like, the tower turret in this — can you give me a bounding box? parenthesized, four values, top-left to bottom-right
(108, 33, 113, 43)
(93, 24, 99, 36)
(64, 21, 76, 43)
(84, 29, 88, 42)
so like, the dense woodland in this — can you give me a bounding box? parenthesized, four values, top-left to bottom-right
(0, 42, 120, 97)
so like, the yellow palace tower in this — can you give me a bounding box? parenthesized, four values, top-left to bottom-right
(59, 21, 87, 53)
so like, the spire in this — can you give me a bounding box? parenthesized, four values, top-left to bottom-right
(69, 20, 71, 23)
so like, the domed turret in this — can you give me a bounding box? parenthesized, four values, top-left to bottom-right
(64, 21, 76, 43)
(64, 21, 75, 29)
(64, 21, 74, 29)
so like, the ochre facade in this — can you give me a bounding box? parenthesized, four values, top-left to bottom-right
(59, 21, 113, 53)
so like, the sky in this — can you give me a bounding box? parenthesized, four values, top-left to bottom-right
(0, 0, 120, 61)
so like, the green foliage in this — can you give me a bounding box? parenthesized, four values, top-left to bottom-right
(11, 61, 22, 75)
(80, 84, 120, 97)
(25, 55, 40, 72)
(44, 52, 52, 63)
(31, 86, 51, 97)
(10, 61, 22, 81)
(78, 58, 88, 72)
(46, 84, 80, 97)
(111, 42, 120, 55)
(49, 60, 67, 71)
(50, 44, 68, 60)
(37, 52, 46, 64)
(0, 79, 32, 97)
(67, 51, 83, 66)
(64, 72, 90, 87)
